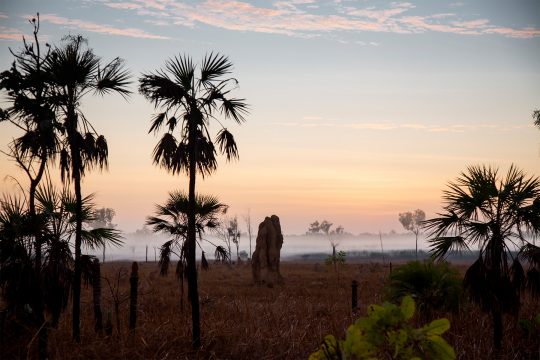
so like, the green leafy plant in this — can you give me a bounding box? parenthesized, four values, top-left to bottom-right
(310, 295, 455, 360)
(385, 261, 462, 317)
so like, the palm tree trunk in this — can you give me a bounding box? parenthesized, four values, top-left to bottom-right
(187, 132, 201, 349)
(72, 154, 83, 343)
(30, 154, 48, 359)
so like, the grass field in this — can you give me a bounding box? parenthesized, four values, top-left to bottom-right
(3, 260, 539, 359)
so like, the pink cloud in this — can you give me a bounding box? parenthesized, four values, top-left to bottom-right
(0, 26, 26, 41)
(96, 0, 540, 40)
(39, 14, 170, 39)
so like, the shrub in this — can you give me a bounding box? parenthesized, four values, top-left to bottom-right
(310, 295, 455, 360)
(385, 261, 462, 316)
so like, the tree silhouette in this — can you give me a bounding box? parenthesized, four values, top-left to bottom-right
(398, 209, 425, 259)
(46, 35, 130, 341)
(423, 165, 540, 351)
(0, 14, 57, 358)
(139, 53, 247, 347)
(533, 109, 540, 129)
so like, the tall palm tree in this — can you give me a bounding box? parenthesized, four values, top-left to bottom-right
(0, 15, 57, 358)
(139, 53, 247, 347)
(423, 165, 540, 351)
(45, 35, 130, 341)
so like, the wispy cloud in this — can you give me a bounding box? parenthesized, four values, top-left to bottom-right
(0, 26, 26, 41)
(269, 120, 532, 133)
(39, 13, 170, 39)
(97, 0, 540, 39)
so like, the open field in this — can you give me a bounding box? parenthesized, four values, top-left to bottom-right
(3, 261, 539, 359)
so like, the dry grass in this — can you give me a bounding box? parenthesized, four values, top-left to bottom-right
(3, 261, 539, 359)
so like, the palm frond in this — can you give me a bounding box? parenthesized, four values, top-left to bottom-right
(428, 236, 469, 261)
(139, 72, 187, 108)
(81, 227, 123, 250)
(200, 52, 232, 85)
(94, 57, 131, 98)
(166, 55, 194, 92)
(215, 128, 238, 161)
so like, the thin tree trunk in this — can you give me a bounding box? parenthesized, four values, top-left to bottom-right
(187, 129, 201, 349)
(72, 152, 83, 343)
(30, 155, 48, 359)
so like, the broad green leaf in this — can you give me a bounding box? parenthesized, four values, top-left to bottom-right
(427, 335, 456, 360)
(424, 318, 450, 336)
(400, 295, 415, 320)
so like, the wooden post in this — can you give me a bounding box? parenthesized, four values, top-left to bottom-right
(129, 262, 139, 330)
(351, 280, 358, 311)
(92, 258, 103, 333)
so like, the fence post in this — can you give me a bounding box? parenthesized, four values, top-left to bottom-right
(129, 262, 139, 330)
(351, 280, 358, 311)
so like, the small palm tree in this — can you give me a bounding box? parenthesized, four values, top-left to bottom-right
(423, 165, 540, 351)
(146, 191, 227, 308)
(139, 53, 247, 348)
(146, 191, 228, 275)
(45, 34, 130, 341)
(0, 182, 122, 333)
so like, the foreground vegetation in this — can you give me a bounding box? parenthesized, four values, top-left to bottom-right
(2, 261, 538, 359)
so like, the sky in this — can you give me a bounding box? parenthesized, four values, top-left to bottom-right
(0, 0, 539, 236)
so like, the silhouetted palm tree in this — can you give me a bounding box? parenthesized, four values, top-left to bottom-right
(147, 191, 227, 311)
(45, 35, 130, 341)
(147, 191, 227, 275)
(0, 15, 57, 358)
(423, 165, 540, 351)
(0, 182, 122, 333)
(139, 53, 247, 348)
(534, 109, 540, 129)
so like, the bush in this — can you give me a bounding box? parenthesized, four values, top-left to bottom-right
(385, 261, 462, 316)
(309, 295, 455, 360)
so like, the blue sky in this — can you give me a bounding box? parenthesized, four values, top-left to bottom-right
(0, 1, 539, 234)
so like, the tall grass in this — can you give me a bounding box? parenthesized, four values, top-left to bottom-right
(3, 261, 539, 359)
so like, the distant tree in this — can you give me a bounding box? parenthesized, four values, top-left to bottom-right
(228, 217, 241, 263)
(423, 165, 540, 351)
(308, 220, 320, 234)
(319, 220, 333, 235)
(89, 207, 116, 263)
(533, 109, 540, 129)
(309, 220, 345, 272)
(90, 208, 116, 229)
(46, 34, 130, 341)
(398, 209, 426, 260)
(243, 210, 253, 259)
(139, 53, 247, 348)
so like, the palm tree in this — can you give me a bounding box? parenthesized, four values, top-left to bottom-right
(147, 191, 227, 274)
(45, 35, 130, 341)
(139, 53, 247, 348)
(423, 165, 540, 351)
(0, 182, 122, 353)
(0, 15, 57, 358)
(534, 109, 540, 129)
(146, 191, 227, 309)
